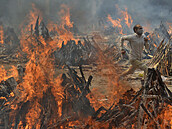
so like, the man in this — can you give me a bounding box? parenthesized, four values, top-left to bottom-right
(118, 24, 149, 81)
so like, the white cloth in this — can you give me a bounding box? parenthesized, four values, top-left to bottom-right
(120, 33, 148, 60)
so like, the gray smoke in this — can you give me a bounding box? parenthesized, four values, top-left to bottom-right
(0, 0, 171, 33)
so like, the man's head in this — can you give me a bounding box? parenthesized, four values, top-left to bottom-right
(133, 24, 143, 36)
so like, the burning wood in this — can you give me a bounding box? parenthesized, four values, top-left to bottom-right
(0, 65, 94, 128)
(0, 77, 17, 97)
(148, 38, 172, 76)
(0, 65, 171, 129)
(147, 22, 171, 56)
(85, 68, 172, 129)
(54, 38, 97, 66)
(0, 3, 172, 129)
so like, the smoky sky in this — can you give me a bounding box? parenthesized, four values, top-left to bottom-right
(0, 0, 171, 33)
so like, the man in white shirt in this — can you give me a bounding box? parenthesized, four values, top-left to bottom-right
(119, 24, 149, 80)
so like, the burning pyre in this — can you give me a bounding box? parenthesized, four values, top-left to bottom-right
(0, 3, 172, 129)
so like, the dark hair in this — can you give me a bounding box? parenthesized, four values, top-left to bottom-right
(133, 24, 142, 33)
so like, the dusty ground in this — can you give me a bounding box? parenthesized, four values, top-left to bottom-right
(63, 62, 172, 94)
(1, 61, 172, 97)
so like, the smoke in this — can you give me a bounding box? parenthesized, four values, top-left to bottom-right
(115, 0, 172, 27)
(0, 0, 171, 33)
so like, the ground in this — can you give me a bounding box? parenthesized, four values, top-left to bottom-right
(1, 61, 172, 97)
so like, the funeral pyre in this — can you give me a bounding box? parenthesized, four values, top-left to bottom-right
(0, 4, 172, 129)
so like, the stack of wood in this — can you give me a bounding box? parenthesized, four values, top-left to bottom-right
(0, 23, 21, 64)
(148, 22, 171, 56)
(54, 37, 97, 66)
(48, 66, 95, 128)
(85, 68, 172, 129)
(0, 17, 99, 65)
(0, 65, 95, 129)
(27, 17, 98, 66)
(148, 38, 171, 76)
(60, 65, 95, 118)
(0, 77, 17, 98)
(0, 66, 171, 128)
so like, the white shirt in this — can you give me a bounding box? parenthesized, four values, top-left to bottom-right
(120, 33, 148, 60)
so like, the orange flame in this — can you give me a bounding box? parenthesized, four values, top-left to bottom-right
(0, 65, 18, 82)
(118, 7, 133, 28)
(60, 4, 73, 28)
(86, 42, 130, 112)
(0, 25, 4, 44)
(158, 105, 172, 128)
(153, 43, 157, 48)
(20, 3, 42, 37)
(107, 5, 133, 35)
(47, 4, 79, 48)
(107, 15, 124, 35)
(17, 4, 65, 127)
(166, 22, 172, 35)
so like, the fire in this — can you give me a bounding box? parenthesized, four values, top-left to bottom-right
(107, 15, 124, 35)
(166, 22, 172, 35)
(107, 5, 133, 35)
(157, 33, 160, 39)
(159, 105, 172, 128)
(119, 7, 133, 28)
(57, 4, 77, 46)
(1, 2, 171, 129)
(25, 101, 41, 129)
(88, 41, 130, 112)
(60, 4, 74, 28)
(20, 3, 42, 36)
(165, 105, 172, 128)
(0, 25, 4, 44)
(153, 43, 157, 48)
(0, 65, 18, 82)
(15, 4, 65, 128)
(47, 4, 79, 48)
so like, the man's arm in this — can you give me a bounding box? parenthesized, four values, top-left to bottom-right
(120, 35, 133, 52)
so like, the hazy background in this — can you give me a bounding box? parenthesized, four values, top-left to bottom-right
(0, 0, 171, 33)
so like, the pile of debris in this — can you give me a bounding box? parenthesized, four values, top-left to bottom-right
(0, 66, 171, 128)
(24, 17, 99, 66)
(87, 68, 172, 128)
(0, 22, 21, 64)
(148, 38, 172, 76)
(147, 22, 171, 56)
(0, 17, 172, 129)
(0, 65, 95, 128)
(54, 37, 97, 66)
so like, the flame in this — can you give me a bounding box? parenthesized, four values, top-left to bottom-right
(86, 42, 130, 112)
(166, 22, 172, 35)
(3, 2, 171, 129)
(107, 5, 133, 35)
(158, 105, 172, 128)
(118, 7, 133, 28)
(0, 25, 4, 44)
(107, 15, 124, 35)
(25, 101, 41, 129)
(20, 3, 42, 37)
(60, 4, 73, 28)
(16, 5, 65, 127)
(153, 43, 157, 48)
(164, 105, 172, 128)
(47, 4, 79, 48)
(157, 33, 160, 39)
(0, 65, 18, 82)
